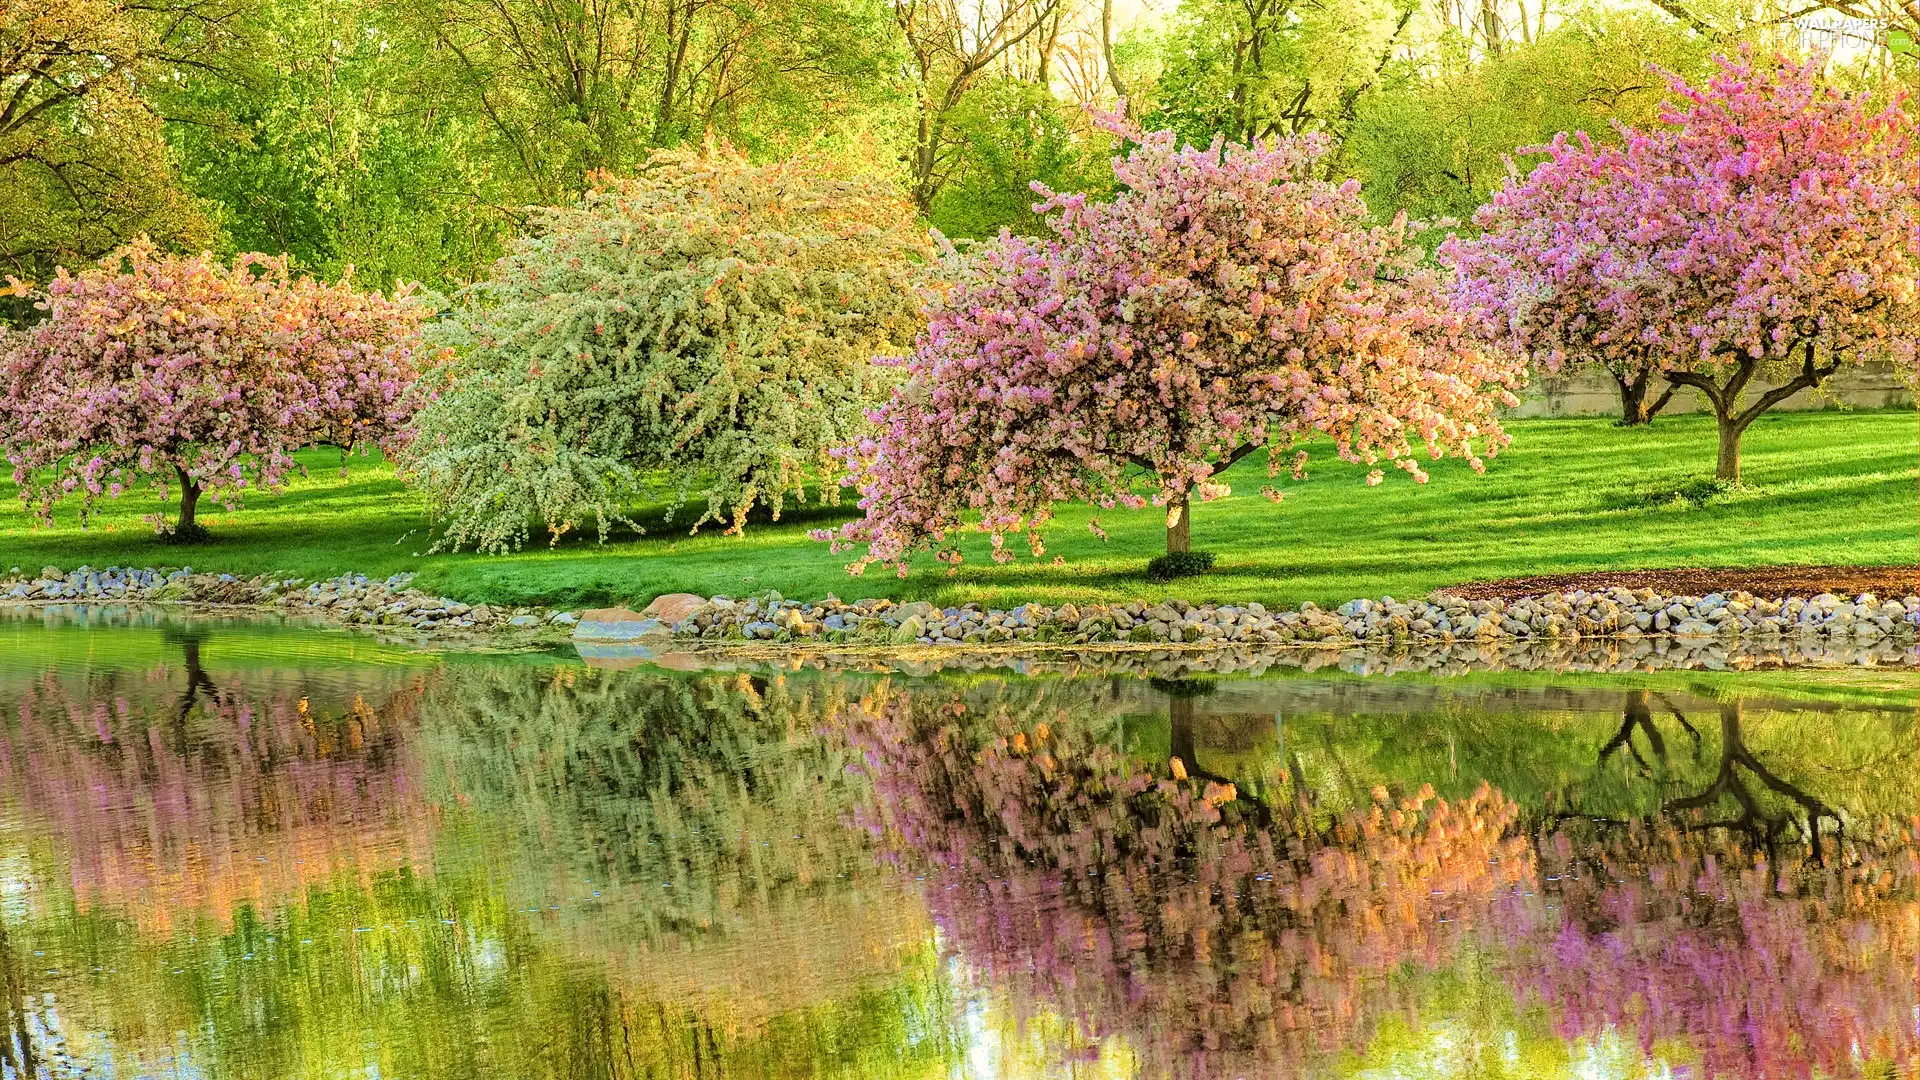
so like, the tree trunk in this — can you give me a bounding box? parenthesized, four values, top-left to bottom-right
(175, 466, 201, 534)
(911, 100, 935, 215)
(1665, 344, 1839, 486)
(1616, 373, 1650, 426)
(1715, 413, 1742, 483)
(653, 9, 683, 142)
(1480, 0, 1503, 54)
(1167, 495, 1190, 554)
(1614, 368, 1675, 426)
(1102, 0, 1127, 101)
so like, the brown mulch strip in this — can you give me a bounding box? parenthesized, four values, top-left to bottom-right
(1436, 564, 1920, 601)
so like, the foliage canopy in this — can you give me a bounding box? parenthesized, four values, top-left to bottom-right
(1445, 51, 1920, 481)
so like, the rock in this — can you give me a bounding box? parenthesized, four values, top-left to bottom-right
(894, 614, 926, 643)
(506, 614, 543, 628)
(551, 611, 580, 627)
(644, 593, 707, 624)
(573, 607, 668, 642)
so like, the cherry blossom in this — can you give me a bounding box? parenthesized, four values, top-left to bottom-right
(1445, 51, 1920, 479)
(823, 121, 1521, 574)
(0, 239, 436, 534)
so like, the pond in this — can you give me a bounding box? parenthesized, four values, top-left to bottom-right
(0, 608, 1915, 1079)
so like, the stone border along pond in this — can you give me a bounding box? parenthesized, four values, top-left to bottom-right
(1, 566, 578, 638)
(655, 590, 1920, 649)
(4, 564, 1918, 662)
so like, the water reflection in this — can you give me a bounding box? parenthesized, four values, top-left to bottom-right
(840, 676, 1533, 1078)
(414, 666, 938, 1050)
(837, 677, 1919, 1078)
(1520, 695, 1920, 1079)
(0, 626, 430, 930)
(0, 618, 1912, 1079)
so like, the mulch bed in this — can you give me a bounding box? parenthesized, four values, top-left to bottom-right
(1436, 564, 1920, 601)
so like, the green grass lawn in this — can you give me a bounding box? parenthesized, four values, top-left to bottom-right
(0, 408, 1913, 610)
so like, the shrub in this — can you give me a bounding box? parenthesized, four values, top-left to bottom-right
(399, 143, 931, 553)
(1644, 477, 1738, 509)
(1146, 550, 1216, 581)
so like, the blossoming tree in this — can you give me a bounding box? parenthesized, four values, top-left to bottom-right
(1446, 52, 1920, 479)
(824, 123, 1522, 575)
(0, 240, 432, 537)
(400, 144, 930, 554)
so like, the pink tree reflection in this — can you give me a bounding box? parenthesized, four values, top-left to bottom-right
(1510, 700, 1920, 1079)
(839, 680, 1534, 1077)
(0, 631, 432, 930)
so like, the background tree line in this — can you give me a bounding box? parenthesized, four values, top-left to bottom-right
(10, 0, 1917, 300)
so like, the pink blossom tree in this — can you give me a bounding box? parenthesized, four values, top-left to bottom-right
(0, 240, 433, 537)
(1446, 52, 1920, 480)
(275, 268, 436, 456)
(822, 123, 1522, 574)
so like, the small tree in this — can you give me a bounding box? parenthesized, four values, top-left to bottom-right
(0, 241, 431, 537)
(822, 123, 1523, 575)
(1446, 52, 1920, 477)
(400, 144, 931, 553)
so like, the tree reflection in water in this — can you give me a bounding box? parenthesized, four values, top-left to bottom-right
(0, 631, 1914, 1080)
(838, 676, 1535, 1078)
(0, 628, 431, 932)
(0, 916, 36, 1078)
(0, 645, 957, 1080)
(1512, 692, 1920, 1079)
(413, 665, 944, 1055)
(839, 677, 1920, 1079)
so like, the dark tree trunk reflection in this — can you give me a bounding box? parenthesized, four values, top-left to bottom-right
(1596, 692, 1840, 863)
(1665, 700, 1842, 865)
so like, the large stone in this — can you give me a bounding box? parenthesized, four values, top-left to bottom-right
(573, 607, 667, 642)
(644, 593, 707, 624)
